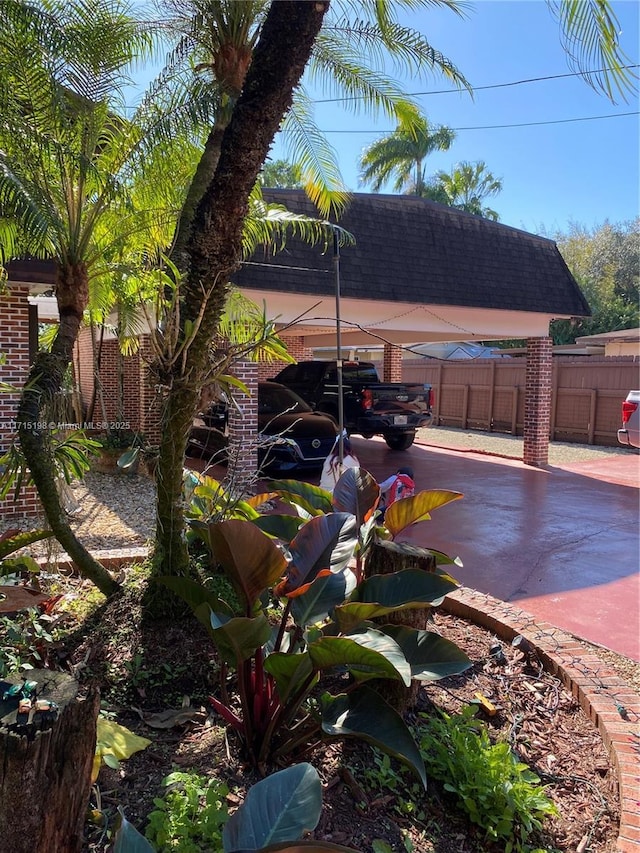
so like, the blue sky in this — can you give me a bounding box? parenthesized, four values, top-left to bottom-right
(267, 0, 639, 236)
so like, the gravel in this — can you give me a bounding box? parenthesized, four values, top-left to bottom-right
(416, 425, 635, 464)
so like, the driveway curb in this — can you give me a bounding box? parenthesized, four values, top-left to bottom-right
(443, 587, 640, 852)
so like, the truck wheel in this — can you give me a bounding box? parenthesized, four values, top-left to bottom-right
(384, 432, 415, 451)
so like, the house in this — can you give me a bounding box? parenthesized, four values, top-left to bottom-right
(1, 191, 590, 514)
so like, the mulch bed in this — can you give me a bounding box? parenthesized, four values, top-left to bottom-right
(51, 579, 621, 853)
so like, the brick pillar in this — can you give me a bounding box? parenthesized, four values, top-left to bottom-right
(226, 360, 258, 494)
(382, 343, 403, 383)
(0, 285, 42, 521)
(257, 334, 313, 382)
(523, 336, 552, 467)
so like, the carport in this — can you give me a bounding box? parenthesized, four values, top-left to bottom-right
(231, 190, 590, 473)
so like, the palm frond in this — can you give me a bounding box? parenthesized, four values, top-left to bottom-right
(548, 0, 637, 103)
(280, 92, 350, 218)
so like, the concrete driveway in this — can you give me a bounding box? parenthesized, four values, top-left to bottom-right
(347, 435, 640, 661)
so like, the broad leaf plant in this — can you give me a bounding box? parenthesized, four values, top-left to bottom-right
(162, 467, 470, 781)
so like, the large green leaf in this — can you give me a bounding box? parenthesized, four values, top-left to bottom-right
(210, 611, 272, 664)
(321, 686, 426, 787)
(253, 514, 304, 543)
(335, 569, 458, 632)
(308, 629, 410, 685)
(0, 528, 52, 559)
(222, 763, 322, 852)
(268, 479, 333, 516)
(279, 514, 357, 597)
(263, 651, 315, 703)
(384, 489, 463, 537)
(332, 468, 380, 526)
(157, 576, 234, 626)
(290, 569, 352, 627)
(352, 569, 458, 605)
(206, 520, 288, 609)
(381, 625, 472, 681)
(112, 808, 155, 852)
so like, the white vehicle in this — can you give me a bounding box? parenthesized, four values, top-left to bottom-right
(617, 390, 640, 448)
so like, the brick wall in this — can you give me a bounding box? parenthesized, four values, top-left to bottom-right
(0, 286, 42, 521)
(75, 328, 161, 444)
(382, 343, 403, 383)
(523, 336, 553, 466)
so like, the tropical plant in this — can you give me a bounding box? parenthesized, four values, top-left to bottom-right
(0, 526, 55, 673)
(149, 0, 471, 582)
(2, 0, 636, 601)
(0, 0, 156, 595)
(423, 161, 503, 220)
(161, 467, 470, 777)
(359, 111, 456, 195)
(416, 705, 558, 852)
(114, 763, 358, 852)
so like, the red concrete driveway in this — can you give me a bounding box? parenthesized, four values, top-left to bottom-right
(346, 436, 640, 662)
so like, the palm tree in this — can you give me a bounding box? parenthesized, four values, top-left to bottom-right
(0, 0, 156, 595)
(424, 161, 503, 220)
(359, 112, 456, 195)
(149, 0, 472, 577)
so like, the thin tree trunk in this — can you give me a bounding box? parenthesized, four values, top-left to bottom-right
(154, 0, 330, 578)
(17, 262, 119, 597)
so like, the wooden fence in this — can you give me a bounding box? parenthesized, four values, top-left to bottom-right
(400, 356, 639, 446)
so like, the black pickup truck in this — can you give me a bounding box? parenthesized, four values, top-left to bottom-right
(271, 360, 433, 451)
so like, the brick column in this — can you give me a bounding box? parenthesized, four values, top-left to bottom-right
(0, 286, 43, 521)
(523, 336, 552, 467)
(226, 360, 258, 494)
(382, 343, 403, 383)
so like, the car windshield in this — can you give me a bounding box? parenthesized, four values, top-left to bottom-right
(260, 384, 311, 415)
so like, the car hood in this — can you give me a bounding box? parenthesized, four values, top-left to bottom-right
(259, 411, 337, 438)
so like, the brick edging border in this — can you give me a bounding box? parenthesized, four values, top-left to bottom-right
(442, 587, 640, 852)
(40, 550, 639, 849)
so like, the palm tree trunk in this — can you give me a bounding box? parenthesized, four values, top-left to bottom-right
(153, 0, 330, 577)
(17, 261, 119, 597)
(172, 123, 227, 273)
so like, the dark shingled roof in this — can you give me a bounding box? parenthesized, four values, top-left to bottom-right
(234, 189, 590, 318)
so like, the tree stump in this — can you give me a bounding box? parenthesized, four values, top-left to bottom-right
(364, 540, 437, 711)
(0, 670, 99, 853)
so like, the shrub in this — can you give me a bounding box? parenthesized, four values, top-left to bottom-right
(416, 705, 558, 852)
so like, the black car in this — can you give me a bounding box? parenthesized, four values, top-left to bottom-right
(187, 381, 339, 472)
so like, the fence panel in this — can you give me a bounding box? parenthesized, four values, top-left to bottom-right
(402, 356, 638, 446)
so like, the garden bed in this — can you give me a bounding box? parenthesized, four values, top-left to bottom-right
(44, 569, 623, 853)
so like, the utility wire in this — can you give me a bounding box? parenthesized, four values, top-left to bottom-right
(299, 110, 639, 134)
(120, 64, 640, 112)
(312, 64, 640, 104)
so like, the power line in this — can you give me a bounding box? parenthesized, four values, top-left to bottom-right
(313, 65, 640, 103)
(301, 110, 639, 134)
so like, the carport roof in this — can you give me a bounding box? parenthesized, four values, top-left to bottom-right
(234, 189, 590, 317)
